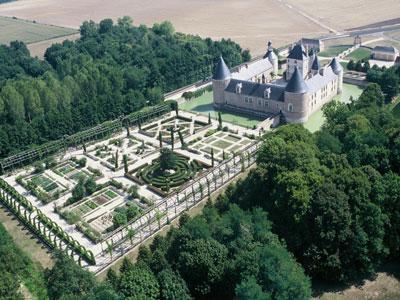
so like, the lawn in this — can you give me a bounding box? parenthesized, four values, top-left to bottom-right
(346, 47, 371, 61)
(303, 84, 364, 133)
(319, 45, 352, 57)
(0, 16, 77, 45)
(179, 91, 262, 128)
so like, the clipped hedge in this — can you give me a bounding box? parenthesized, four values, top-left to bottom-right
(0, 178, 96, 266)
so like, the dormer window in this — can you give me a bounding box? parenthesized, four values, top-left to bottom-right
(264, 87, 271, 99)
(236, 83, 242, 94)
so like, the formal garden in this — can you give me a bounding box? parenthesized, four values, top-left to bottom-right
(126, 148, 209, 197)
(188, 129, 255, 161)
(59, 182, 148, 243)
(86, 135, 158, 171)
(139, 115, 211, 144)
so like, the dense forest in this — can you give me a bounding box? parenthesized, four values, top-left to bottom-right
(0, 18, 249, 158)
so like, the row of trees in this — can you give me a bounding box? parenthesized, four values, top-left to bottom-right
(0, 18, 250, 158)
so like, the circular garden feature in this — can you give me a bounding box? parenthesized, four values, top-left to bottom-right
(139, 149, 202, 191)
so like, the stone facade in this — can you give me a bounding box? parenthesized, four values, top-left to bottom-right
(213, 43, 343, 124)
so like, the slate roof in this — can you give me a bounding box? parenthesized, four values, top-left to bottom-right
(286, 67, 308, 93)
(329, 57, 342, 75)
(213, 56, 231, 80)
(373, 46, 399, 54)
(232, 58, 273, 81)
(306, 67, 337, 93)
(263, 49, 278, 61)
(288, 44, 308, 60)
(311, 55, 321, 70)
(225, 79, 285, 102)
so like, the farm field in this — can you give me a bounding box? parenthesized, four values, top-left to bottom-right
(0, 0, 326, 55)
(285, 0, 400, 31)
(0, 16, 77, 45)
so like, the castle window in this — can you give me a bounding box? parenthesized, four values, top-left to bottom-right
(288, 103, 294, 112)
(264, 101, 269, 108)
(236, 83, 242, 94)
(244, 97, 248, 103)
(258, 99, 262, 106)
(264, 87, 271, 99)
(249, 97, 253, 103)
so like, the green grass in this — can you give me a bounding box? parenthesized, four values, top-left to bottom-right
(319, 45, 352, 57)
(340, 62, 348, 71)
(179, 91, 262, 128)
(105, 190, 118, 199)
(0, 16, 77, 45)
(303, 84, 364, 133)
(212, 139, 233, 149)
(346, 47, 371, 61)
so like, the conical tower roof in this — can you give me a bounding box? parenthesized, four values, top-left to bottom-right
(213, 56, 231, 80)
(286, 67, 308, 93)
(311, 55, 320, 70)
(329, 57, 342, 75)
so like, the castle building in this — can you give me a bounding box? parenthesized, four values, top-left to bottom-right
(213, 43, 343, 124)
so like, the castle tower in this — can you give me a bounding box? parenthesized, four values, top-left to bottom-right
(329, 57, 343, 94)
(286, 44, 309, 80)
(311, 55, 320, 75)
(212, 56, 231, 108)
(264, 41, 278, 76)
(309, 49, 316, 71)
(284, 66, 309, 123)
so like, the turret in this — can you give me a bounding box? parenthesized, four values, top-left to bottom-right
(286, 44, 309, 80)
(264, 41, 278, 76)
(284, 67, 309, 123)
(329, 57, 343, 94)
(212, 56, 231, 108)
(311, 55, 320, 75)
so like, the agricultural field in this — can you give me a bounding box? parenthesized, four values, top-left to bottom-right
(179, 91, 262, 128)
(0, 0, 326, 55)
(0, 16, 77, 45)
(285, 0, 400, 31)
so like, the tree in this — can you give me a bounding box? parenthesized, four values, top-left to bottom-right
(84, 177, 97, 195)
(71, 179, 85, 201)
(159, 148, 176, 171)
(127, 228, 136, 245)
(176, 239, 228, 297)
(45, 254, 96, 300)
(211, 148, 215, 167)
(0, 271, 22, 300)
(235, 276, 270, 300)
(159, 132, 163, 148)
(170, 128, 174, 150)
(117, 265, 160, 299)
(218, 112, 223, 130)
(208, 112, 211, 124)
(157, 268, 191, 300)
(115, 150, 119, 169)
(123, 154, 128, 174)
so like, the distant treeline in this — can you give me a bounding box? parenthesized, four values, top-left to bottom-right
(0, 17, 250, 158)
(0, 0, 14, 4)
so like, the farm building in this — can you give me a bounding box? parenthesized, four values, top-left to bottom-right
(372, 46, 399, 61)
